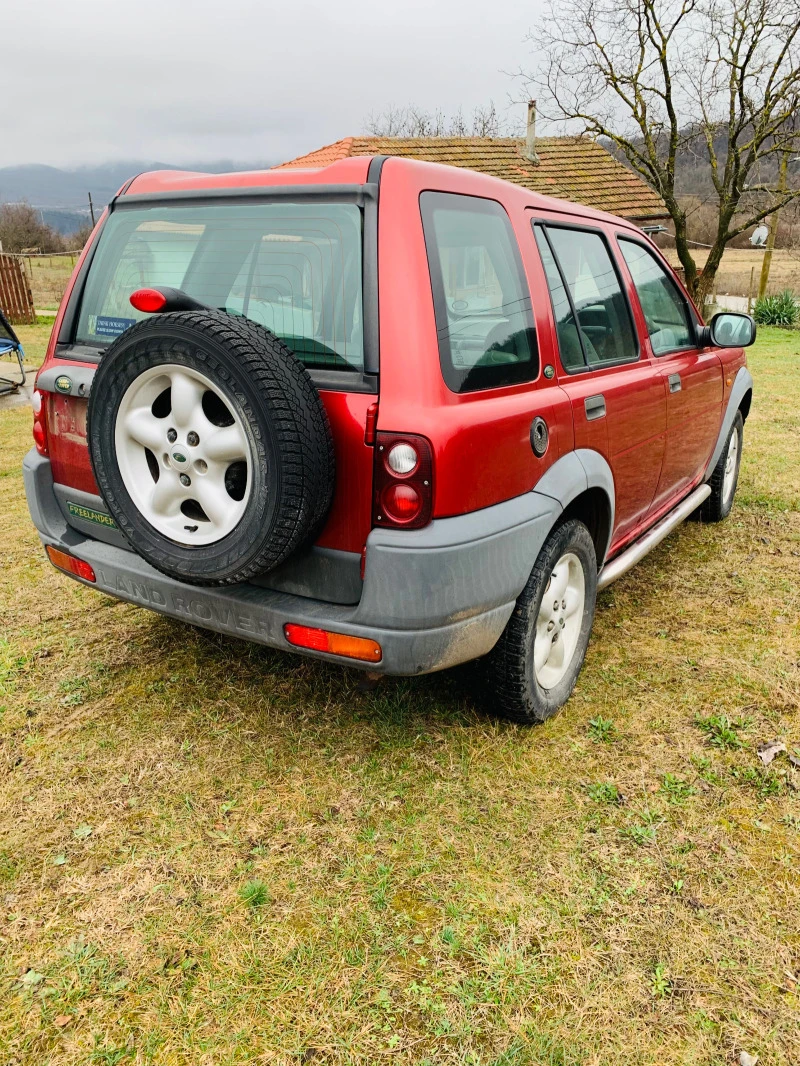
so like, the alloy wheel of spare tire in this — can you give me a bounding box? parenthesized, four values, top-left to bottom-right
(88, 311, 334, 586)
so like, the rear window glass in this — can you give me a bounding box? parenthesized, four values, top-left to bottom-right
(76, 202, 364, 372)
(421, 192, 538, 393)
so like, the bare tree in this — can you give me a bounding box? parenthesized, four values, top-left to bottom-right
(0, 202, 65, 254)
(525, 0, 800, 305)
(365, 102, 515, 139)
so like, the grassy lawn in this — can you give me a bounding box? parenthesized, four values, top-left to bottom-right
(0, 329, 798, 1065)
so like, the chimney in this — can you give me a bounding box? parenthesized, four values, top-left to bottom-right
(524, 100, 539, 164)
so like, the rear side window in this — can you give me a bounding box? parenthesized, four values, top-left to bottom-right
(542, 226, 638, 369)
(618, 239, 694, 354)
(76, 202, 364, 372)
(421, 192, 538, 393)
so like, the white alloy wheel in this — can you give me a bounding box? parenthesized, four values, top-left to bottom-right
(114, 364, 253, 547)
(722, 425, 739, 505)
(533, 552, 586, 689)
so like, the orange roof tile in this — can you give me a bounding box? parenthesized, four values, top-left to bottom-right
(275, 136, 668, 222)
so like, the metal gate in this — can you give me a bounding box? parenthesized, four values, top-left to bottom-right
(0, 254, 36, 324)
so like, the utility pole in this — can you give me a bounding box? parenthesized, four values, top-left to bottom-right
(88, 192, 96, 228)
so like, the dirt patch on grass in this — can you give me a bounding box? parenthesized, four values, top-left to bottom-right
(0, 330, 798, 1064)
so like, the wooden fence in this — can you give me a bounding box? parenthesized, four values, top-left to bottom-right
(0, 254, 36, 324)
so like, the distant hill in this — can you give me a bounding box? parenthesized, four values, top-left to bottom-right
(0, 159, 277, 234)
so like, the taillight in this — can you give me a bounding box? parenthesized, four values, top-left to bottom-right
(32, 389, 48, 456)
(46, 546, 96, 582)
(373, 432, 433, 530)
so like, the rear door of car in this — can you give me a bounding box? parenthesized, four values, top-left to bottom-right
(530, 215, 666, 550)
(42, 190, 378, 604)
(616, 236, 723, 511)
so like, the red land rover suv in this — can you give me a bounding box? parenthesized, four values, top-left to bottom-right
(22, 156, 755, 724)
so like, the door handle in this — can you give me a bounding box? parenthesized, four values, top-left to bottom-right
(668, 373, 682, 393)
(584, 394, 606, 421)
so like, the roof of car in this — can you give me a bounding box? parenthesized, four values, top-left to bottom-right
(118, 153, 649, 231)
(274, 136, 669, 222)
(122, 156, 374, 197)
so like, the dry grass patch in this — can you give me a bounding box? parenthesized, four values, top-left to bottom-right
(0, 330, 798, 1065)
(26, 256, 77, 311)
(663, 247, 800, 298)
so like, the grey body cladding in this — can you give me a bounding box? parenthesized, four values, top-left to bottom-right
(24, 449, 564, 675)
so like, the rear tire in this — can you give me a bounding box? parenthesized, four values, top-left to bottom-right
(701, 410, 743, 523)
(481, 519, 598, 725)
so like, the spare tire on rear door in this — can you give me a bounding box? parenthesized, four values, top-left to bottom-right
(87, 311, 334, 586)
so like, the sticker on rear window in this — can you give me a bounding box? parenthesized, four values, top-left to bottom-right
(89, 315, 137, 338)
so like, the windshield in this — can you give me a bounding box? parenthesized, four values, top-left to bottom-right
(76, 201, 365, 372)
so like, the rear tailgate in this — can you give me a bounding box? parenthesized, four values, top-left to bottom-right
(38, 186, 378, 604)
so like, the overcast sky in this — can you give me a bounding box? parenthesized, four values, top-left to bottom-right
(7, 0, 543, 168)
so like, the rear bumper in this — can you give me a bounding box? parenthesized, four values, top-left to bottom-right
(23, 450, 561, 675)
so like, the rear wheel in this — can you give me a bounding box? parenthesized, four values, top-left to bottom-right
(701, 409, 743, 523)
(481, 519, 597, 724)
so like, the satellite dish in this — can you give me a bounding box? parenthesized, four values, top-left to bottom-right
(750, 225, 769, 247)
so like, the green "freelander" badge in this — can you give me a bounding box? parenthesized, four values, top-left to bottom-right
(67, 502, 117, 529)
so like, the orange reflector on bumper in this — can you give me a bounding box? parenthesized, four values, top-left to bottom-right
(46, 546, 96, 583)
(284, 623, 382, 663)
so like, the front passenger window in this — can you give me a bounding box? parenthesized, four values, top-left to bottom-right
(619, 239, 694, 355)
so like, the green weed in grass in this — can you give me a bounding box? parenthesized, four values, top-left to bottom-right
(660, 773, 697, 802)
(694, 712, 748, 748)
(650, 963, 672, 999)
(587, 782, 621, 803)
(238, 878, 270, 908)
(587, 715, 616, 742)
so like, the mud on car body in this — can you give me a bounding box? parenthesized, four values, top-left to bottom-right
(24, 156, 755, 723)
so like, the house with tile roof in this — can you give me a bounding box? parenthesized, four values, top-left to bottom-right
(275, 105, 668, 225)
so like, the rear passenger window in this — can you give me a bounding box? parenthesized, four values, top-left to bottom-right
(421, 192, 538, 393)
(541, 226, 638, 369)
(619, 239, 694, 354)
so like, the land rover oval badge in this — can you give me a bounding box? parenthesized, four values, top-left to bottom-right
(55, 375, 72, 394)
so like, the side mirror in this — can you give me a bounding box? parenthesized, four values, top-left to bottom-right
(698, 311, 756, 349)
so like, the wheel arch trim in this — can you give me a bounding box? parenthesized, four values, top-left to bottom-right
(705, 366, 753, 480)
(532, 450, 615, 564)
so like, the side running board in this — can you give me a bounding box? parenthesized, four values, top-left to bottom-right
(597, 483, 712, 591)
